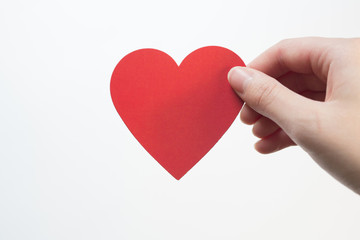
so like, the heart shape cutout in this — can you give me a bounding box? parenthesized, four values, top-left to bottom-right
(110, 46, 245, 179)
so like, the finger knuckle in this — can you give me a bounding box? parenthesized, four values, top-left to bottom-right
(251, 81, 278, 110)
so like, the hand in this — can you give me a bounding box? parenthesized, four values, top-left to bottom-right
(228, 37, 360, 194)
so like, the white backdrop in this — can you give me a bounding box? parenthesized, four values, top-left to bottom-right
(1, 0, 359, 239)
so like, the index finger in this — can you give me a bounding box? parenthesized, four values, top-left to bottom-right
(248, 37, 337, 81)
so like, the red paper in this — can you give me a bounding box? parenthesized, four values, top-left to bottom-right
(110, 46, 245, 180)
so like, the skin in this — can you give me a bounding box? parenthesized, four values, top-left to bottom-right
(227, 37, 360, 194)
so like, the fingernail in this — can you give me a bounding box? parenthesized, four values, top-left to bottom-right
(228, 67, 253, 94)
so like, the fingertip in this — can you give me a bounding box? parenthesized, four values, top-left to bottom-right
(254, 140, 273, 154)
(227, 67, 237, 83)
(240, 104, 261, 125)
(227, 66, 253, 94)
(254, 130, 296, 154)
(252, 117, 280, 138)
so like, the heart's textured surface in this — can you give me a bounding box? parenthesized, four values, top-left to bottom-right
(110, 46, 245, 179)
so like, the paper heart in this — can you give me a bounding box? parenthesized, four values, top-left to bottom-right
(110, 46, 245, 179)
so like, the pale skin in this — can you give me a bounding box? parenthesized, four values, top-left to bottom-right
(228, 37, 360, 194)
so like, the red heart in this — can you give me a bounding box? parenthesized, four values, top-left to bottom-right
(110, 46, 245, 180)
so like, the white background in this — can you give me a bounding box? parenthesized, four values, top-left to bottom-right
(1, 0, 359, 239)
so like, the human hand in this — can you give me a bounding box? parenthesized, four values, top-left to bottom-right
(228, 37, 360, 194)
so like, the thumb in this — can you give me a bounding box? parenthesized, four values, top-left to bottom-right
(228, 66, 319, 134)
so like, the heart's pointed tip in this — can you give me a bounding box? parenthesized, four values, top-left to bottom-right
(171, 173, 184, 181)
(174, 175, 183, 181)
(168, 170, 186, 181)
